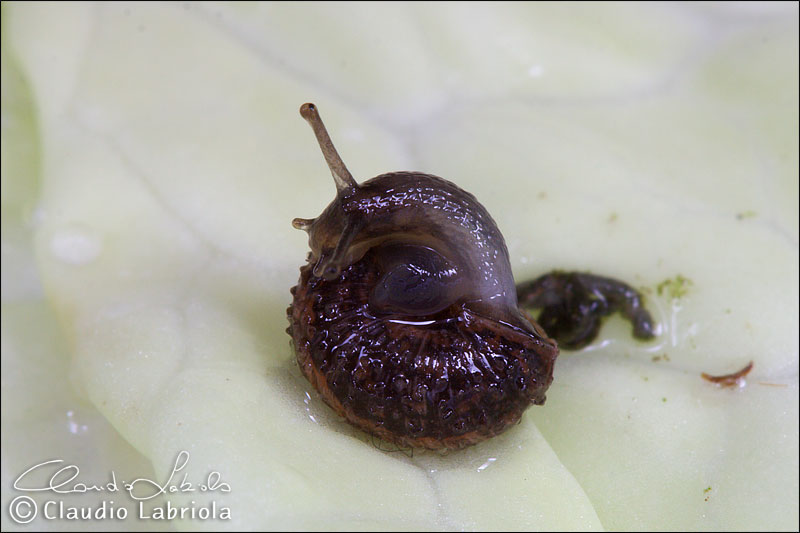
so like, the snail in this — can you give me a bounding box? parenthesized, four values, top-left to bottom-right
(287, 103, 655, 449)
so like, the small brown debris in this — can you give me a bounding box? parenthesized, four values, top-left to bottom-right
(702, 361, 753, 388)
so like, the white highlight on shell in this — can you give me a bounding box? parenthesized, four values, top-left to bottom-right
(387, 318, 437, 326)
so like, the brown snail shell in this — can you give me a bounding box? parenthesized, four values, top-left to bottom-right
(288, 103, 558, 450)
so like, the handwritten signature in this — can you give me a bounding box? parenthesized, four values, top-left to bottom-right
(13, 451, 231, 501)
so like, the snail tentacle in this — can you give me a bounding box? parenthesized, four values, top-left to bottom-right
(299, 102, 358, 194)
(292, 217, 314, 231)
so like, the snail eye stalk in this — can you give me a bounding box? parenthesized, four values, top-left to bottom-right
(299, 103, 357, 195)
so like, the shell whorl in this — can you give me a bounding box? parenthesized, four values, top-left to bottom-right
(288, 249, 558, 449)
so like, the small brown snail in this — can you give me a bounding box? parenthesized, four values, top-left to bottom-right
(287, 103, 655, 449)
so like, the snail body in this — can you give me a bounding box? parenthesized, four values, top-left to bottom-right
(288, 104, 558, 449)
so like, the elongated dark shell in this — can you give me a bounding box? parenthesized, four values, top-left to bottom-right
(288, 248, 558, 450)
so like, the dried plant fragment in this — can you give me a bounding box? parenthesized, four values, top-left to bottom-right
(701, 361, 753, 388)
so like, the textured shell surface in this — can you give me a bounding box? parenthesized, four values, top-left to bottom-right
(289, 247, 558, 449)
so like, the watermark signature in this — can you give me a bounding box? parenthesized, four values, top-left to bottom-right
(7, 451, 231, 524)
